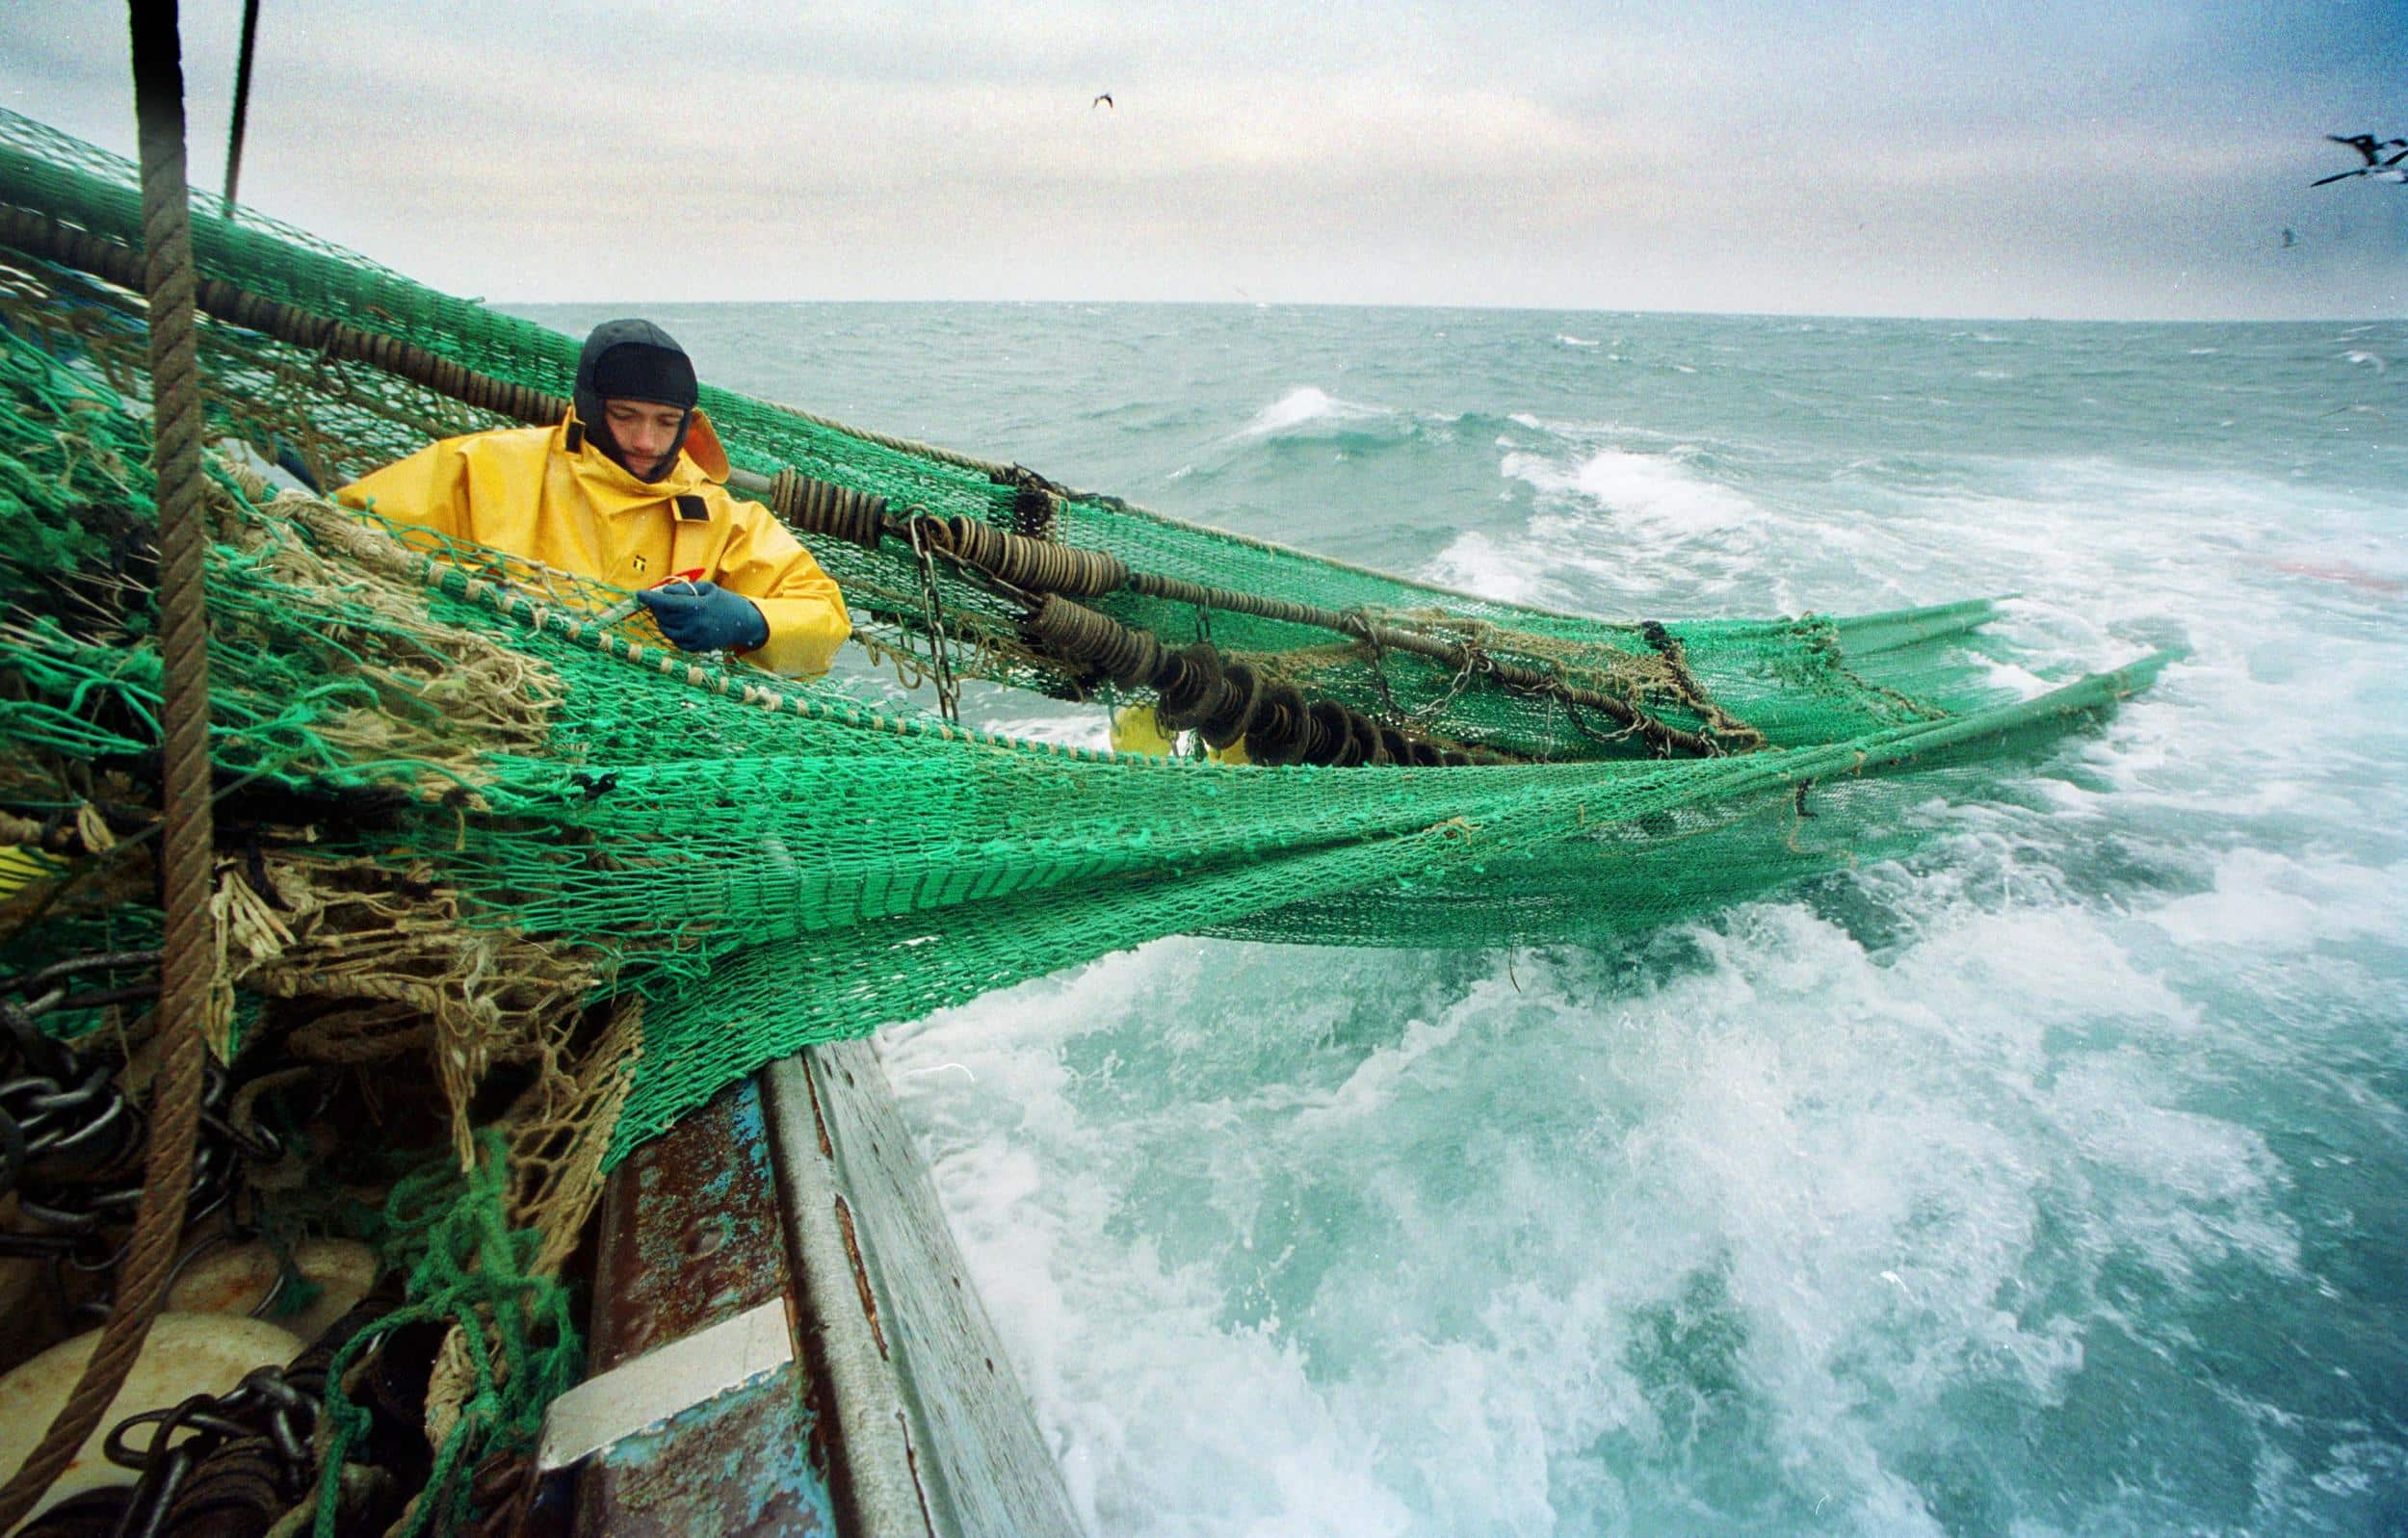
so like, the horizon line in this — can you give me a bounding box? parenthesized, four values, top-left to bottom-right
(491, 296, 2407, 326)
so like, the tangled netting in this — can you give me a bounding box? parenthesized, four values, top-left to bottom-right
(0, 106, 2170, 1179)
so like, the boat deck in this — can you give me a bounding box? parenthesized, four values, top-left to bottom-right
(554, 1040, 1080, 1536)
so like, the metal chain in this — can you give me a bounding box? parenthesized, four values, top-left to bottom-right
(906, 517, 961, 723)
(1, 958, 298, 1327)
(101, 1364, 319, 1538)
(1348, 608, 1486, 729)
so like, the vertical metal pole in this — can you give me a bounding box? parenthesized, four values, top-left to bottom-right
(221, 0, 261, 212)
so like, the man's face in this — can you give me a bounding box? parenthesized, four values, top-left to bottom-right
(602, 399, 688, 479)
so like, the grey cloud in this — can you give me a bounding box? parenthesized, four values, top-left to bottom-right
(0, 0, 2399, 317)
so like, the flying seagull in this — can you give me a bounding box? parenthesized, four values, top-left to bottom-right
(1092, 93, 1113, 110)
(2329, 134, 2404, 164)
(2314, 133, 2408, 186)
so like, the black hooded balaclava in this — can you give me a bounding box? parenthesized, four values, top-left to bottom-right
(571, 319, 700, 482)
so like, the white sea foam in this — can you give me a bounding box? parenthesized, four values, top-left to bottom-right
(2143, 848, 2405, 952)
(885, 945, 1422, 1535)
(1557, 334, 1601, 348)
(1285, 1016, 1460, 1137)
(890, 875, 2316, 1534)
(982, 712, 1113, 752)
(1435, 443, 1820, 612)
(1424, 527, 1557, 606)
(1505, 447, 1752, 536)
(1240, 385, 1394, 437)
(838, 307, 2408, 1535)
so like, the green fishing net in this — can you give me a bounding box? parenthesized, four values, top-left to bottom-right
(0, 106, 2169, 1167)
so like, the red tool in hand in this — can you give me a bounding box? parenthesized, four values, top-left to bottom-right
(590, 568, 706, 628)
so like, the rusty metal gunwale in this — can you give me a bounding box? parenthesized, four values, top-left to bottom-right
(563, 1044, 1080, 1536)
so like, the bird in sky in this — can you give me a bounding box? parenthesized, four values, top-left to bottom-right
(1092, 93, 1113, 110)
(2313, 133, 2408, 186)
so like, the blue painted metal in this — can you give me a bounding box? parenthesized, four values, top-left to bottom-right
(569, 1049, 1080, 1536)
(571, 1076, 838, 1533)
(578, 1361, 835, 1535)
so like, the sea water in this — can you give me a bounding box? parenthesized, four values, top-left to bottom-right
(524, 303, 2407, 1536)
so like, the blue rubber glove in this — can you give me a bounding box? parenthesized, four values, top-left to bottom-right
(637, 580, 770, 653)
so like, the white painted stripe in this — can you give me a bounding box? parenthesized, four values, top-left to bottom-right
(536, 1298, 796, 1471)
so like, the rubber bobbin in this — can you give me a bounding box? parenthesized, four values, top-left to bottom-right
(1243, 683, 1314, 766)
(1303, 700, 1357, 768)
(1153, 644, 1223, 732)
(1198, 663, 1262, 750)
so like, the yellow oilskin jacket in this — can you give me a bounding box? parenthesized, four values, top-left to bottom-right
(336, 410, 850, 679)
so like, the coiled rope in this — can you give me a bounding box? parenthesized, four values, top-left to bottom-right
(1122, 570, 1735, 758)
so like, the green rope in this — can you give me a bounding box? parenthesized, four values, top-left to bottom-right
(312, 1133, 582, 1538)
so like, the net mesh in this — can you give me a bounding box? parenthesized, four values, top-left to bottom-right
(0, 106, 2170, 1168)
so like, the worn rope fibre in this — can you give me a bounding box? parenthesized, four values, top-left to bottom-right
(0, 482, 630, 1532)
(0, 7, 214, 1531)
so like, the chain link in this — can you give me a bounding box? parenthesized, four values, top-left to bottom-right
(2, 957, 304, 1310)
(906, 517, 962, 723)
(100, 1363, 319, 1538)
(1348, 608, 1487, 729)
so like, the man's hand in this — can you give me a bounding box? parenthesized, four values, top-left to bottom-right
(637, 580, 771, 653)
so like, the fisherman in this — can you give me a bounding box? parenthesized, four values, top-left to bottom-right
(338, 319, 850, 678)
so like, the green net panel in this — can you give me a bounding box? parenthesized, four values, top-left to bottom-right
(0, 108, 2171, 1164)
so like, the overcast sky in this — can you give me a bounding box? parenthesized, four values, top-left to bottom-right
(4, 1, 2403, 319)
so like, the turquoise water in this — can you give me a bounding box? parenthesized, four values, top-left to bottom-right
(533, 303, 2407, 1537)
